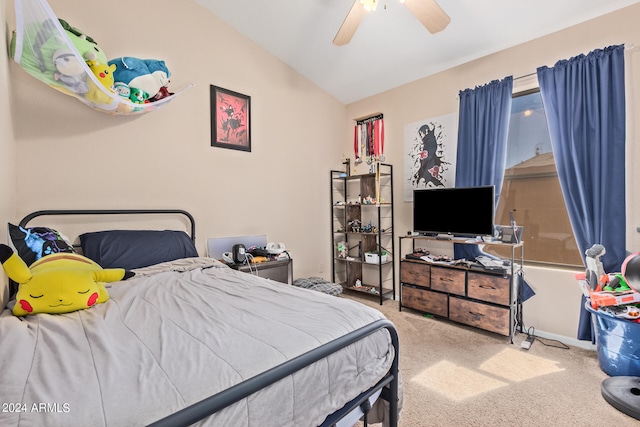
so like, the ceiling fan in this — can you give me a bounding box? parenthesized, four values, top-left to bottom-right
(333, 0, 450, 46)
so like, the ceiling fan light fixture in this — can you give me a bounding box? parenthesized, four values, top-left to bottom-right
(334, 0, 448, 46)
(360, 0, 378, 12)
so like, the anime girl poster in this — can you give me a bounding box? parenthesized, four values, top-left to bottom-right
(403, 113, 458, 201)
(210, 85, 251, 151)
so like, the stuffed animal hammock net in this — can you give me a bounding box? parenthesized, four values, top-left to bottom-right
(11, 0, 193, 115)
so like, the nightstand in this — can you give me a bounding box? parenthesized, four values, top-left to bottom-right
(231, 257, 293, 284)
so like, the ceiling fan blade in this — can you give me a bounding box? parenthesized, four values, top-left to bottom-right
(403, 0, 451, 34)
(333, 0, 367, 46)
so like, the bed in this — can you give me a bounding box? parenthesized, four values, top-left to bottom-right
(0, 209, 400, 427)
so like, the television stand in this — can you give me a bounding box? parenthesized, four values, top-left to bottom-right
(399, 235, 524, 342)
(435, 234, 452, 241)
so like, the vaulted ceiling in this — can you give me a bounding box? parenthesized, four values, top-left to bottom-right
(197, 0, 639, 104)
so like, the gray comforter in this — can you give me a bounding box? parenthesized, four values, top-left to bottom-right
(0, 258, 395, 426)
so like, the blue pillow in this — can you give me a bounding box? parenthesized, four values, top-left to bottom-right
(79, 230, 198, 270)
(8, 223, 77, 266)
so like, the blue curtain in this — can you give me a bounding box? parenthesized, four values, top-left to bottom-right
(454, 77, 513, 260)
(537, 45, 626, 342)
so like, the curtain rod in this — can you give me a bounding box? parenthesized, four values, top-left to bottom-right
(454, 73, 537, 100)
(469, 44, 633, 90)
(514, 72, 537, 81)
(355, 113, 383, 125)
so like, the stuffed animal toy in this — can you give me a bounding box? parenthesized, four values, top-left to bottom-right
(129, 87, 150, 104)
(85, 57, 117, 104)
(108, 57, 171, 99)
(58, 19, 108, 65)
(10, 18, 109, 88)
(0, 244, 133, 316)
(113, 81, 131, 99)
(52, 49, 89, 94)
(111, 82, 137, 113)
(149, 86, 174, 102)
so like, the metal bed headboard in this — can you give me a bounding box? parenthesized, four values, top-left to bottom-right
(9, 209, 196, 299)
(18, 209, 196, 244)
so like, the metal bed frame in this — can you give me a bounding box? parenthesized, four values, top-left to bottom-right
(14, 209, 400, 427)
(18, 209, 197, 243)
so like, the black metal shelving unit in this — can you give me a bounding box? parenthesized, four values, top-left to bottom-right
(330, 163, 395, 305)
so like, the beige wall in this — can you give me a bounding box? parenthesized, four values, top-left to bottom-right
(1, 1, 17, 307)
(6, 0, 347, 282)
(346, 4, 640, 346)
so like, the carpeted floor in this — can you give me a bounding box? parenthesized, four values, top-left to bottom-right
(343, 292, 638, 427)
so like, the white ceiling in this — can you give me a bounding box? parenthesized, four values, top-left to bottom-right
(197, 0, 639, 104)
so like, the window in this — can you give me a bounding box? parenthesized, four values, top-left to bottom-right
(487, 89, 582, 267)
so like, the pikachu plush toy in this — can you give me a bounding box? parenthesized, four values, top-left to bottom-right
(0, 244, 133, 316)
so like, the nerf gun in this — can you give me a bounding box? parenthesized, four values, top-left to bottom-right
(585, 244, 607, 291)
(577, 246, 640, 309)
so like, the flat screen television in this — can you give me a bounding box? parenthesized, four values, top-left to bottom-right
(413, 186, 495, 237)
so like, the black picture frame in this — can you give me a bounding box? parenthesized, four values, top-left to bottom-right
(210, 85, 251, 152)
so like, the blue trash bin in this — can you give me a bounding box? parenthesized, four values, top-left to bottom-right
(586, 303, 640, 376)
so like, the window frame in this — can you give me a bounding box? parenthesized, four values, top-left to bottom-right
(491, 87, 583, 270)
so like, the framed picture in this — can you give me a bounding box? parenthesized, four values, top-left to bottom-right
(210, 85, 251, 152)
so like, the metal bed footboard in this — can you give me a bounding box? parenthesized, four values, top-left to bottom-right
(149, 319, 400, 427)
